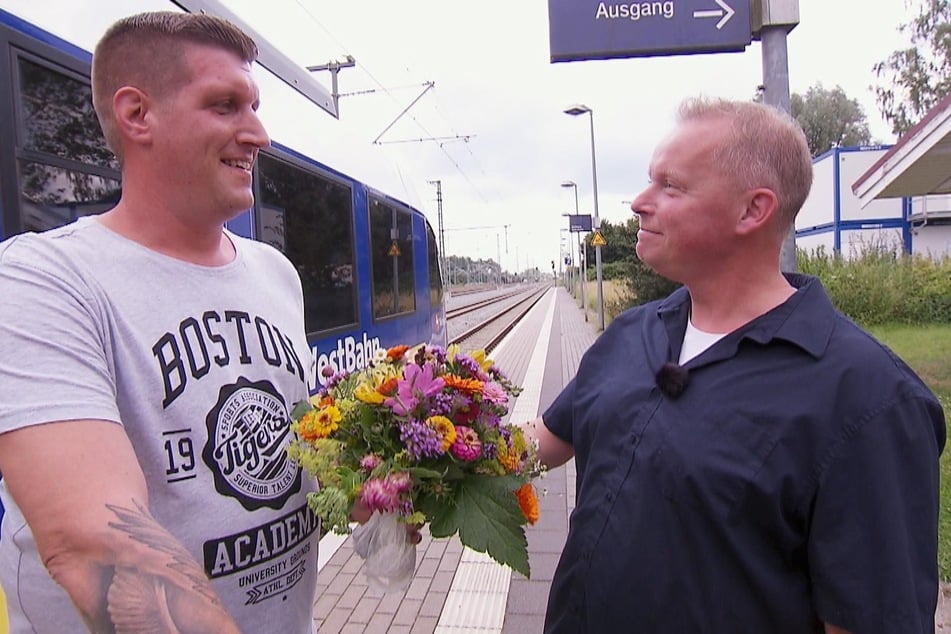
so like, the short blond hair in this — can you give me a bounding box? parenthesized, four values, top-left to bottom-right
(91, 11, 258, 163)
(677, 97, 813, 234)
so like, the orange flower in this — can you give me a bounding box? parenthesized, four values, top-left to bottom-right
(318, 395, 334, 408)
(497, 441, 520, 473)
(386, 344, 410, 360)
(515, 483, 539, 525)
(443, 374, 484, 394)
(377, 377, 399, 396)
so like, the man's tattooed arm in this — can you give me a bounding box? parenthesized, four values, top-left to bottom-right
(0, 420, 240, 634)
(101, 500, 238, 634)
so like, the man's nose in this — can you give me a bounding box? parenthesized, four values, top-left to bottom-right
(240, 110, 270, 149)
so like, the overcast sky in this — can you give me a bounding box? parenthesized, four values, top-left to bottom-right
(2, 0, 914, 274)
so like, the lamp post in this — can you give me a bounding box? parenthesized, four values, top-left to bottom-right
(565, 104, 604, 331)
(561, 181, 587, 321)
(559, 228, 572, 292)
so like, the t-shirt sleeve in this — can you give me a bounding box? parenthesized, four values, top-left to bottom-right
(542, 376, 576, 444)
(0, 241, 120, 432)
(808, 392, 944, 631)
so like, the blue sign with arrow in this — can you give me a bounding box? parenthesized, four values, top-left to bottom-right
(548, 0, 752, 62)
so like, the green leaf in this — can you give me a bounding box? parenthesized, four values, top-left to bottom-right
(290, 399, 312, 420)
(405, 466, 444, 480)
(428, 474, 530, 578)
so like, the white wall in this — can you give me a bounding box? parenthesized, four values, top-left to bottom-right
(837, 150, 904, 222)
(797, 153, 835, 230)
(912, 224, 951, 258)
(796, 232, 835, 256)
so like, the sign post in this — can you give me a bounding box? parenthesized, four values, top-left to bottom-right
(549, 0, 752, 62)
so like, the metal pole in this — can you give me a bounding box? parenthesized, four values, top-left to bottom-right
(760, 24, 797, 273)
(496, 233, 502, 288)
(428, 179, 448, 295)
(587, 110, 605, 330)
(578, 232, 587, 320)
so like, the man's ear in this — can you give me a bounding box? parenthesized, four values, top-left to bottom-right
(112, 86, 152, 147)
(736, 188, 779, 236)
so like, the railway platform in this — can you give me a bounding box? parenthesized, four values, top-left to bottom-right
(311, 286, 597, 633)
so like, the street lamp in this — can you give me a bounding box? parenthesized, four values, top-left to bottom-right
(561, 181, 587, 321)
(565, 104, 605, 331)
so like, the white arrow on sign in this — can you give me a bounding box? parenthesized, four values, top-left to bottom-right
(692, 0, 736, 30)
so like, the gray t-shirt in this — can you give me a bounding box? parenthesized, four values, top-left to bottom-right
(0, 216, 319, 633)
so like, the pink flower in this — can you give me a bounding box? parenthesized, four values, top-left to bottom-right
(360, 454, 381, 472)
(481, 382, 508, 405)
(385, 363, 445, 417)
(450, 426, 482, 462)
(359, 472, 412, 514)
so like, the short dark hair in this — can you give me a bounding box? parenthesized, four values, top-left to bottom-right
(91, 11, 258, 162)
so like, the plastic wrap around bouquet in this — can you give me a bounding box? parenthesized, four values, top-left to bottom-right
(287, 343, 541, 592)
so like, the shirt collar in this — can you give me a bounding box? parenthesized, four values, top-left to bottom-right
(656, 273, 836, 361)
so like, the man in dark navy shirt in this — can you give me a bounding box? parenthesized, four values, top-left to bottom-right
(526, 97, 946, 633)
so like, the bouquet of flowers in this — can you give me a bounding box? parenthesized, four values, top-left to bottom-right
(287, 343, 541, 589)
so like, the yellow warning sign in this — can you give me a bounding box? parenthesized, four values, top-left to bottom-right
(591, 230, 607, 247)
(388, 241, 401, 257)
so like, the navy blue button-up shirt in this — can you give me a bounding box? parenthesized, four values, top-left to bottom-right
(543, 274, 945, 633)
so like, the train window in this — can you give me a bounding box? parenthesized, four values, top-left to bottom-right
(17, 57, 118, 170)
(19, 161, 119, 232)
(257, 154, 357, 335)
(369, 197, 415, 319)
(426, 223, 443, 307)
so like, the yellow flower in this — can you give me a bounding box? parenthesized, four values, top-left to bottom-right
(298, 406, 342, 441)
(446, 343, 461, 362)
(427, 416, 457, 452)
(470, 349, 494, 371)
(354, 383, 385, 405)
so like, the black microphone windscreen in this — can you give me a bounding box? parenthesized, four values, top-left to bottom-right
(655, 362, 689, 398)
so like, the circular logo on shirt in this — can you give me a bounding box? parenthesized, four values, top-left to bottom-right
(202, 377, 301, 510)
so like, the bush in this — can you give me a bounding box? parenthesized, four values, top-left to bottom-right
(798, 245, 951, 326)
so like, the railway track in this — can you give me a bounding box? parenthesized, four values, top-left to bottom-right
(449, 284, 550, 353)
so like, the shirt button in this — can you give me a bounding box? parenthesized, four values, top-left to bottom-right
(605, 491, 614, 502)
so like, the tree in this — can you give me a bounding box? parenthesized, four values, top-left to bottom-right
(790, 84, 871, 156)
(589, 218, 680, 305)
(873, 0, 951, 136)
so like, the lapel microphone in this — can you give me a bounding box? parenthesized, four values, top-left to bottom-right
(655, 362, 689, 398)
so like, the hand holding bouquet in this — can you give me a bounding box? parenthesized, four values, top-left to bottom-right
(287, 343, 541, 589)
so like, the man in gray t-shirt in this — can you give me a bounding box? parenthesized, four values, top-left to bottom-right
(0, 11, 319, 633)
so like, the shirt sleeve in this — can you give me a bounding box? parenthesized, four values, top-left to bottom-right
(0, 240, 120, 432)
(808, 391, 945, 632)
(542, 376, 577, 444)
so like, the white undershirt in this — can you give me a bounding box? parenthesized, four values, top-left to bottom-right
(679, 318, 728, 364)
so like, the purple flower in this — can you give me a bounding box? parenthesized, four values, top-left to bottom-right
(399, 418, 443, 460)
(456, 355, 489, 381)
(385, 363, 445, 417)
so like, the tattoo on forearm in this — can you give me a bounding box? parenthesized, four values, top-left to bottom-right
(102, 500, 234, 633)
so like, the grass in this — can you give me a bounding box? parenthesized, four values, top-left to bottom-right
(869, 323, 951, 581)
(577, 279, 626, 326)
